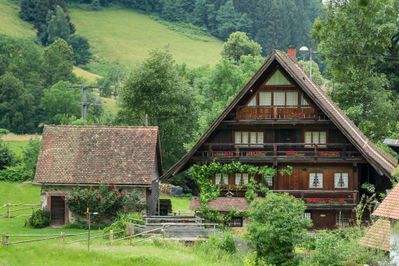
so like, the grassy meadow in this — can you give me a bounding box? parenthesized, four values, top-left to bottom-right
(0, 0, 35, 38)
(70, 7, 223, 68)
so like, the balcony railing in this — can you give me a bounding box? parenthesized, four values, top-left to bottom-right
(236, 106, 328, 121)
(194, 143, 362, 161)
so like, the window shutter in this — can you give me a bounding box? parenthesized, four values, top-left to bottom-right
(305, 132, 312, 144)
(309, 173, 323, 188)
(286, 91, 298, 106)
(317, 173, 323, 188)
(248, 96, 256, 106)
(273, 92, 285, 106)
(312, 132, 319, 144)
(335, 173, 349, 188)
(235, 132, 241, 144)
(235, 173, 241, 185)
(259, 92, 271, 106)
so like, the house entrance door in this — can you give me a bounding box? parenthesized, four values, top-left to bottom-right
(50, 196, 65, 225)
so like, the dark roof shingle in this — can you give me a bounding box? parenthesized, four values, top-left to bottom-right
(34, 125, 161, 185)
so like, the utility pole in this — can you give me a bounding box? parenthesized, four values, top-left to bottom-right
(144, 114, 148, 126)
(82, 84, 88, 122)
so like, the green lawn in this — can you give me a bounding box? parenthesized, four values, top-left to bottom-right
(0, 0, 35, 38)
(0, 182, 240, 266)
(70, 7, 223, 68)
(160, 193, 192, 213)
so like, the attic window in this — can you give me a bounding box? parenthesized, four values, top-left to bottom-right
(266, 70, 291, 86)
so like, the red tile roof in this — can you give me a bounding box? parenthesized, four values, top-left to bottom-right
(373, 184, 399, 220)
(191, 197, 249, 212)
(359, 219, 391, 252)
(34, 125, 162, 185)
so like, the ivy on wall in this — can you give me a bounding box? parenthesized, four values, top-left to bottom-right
(188, 162, 293, 223)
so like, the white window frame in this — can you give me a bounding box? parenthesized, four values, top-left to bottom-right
(304, 131, 327, 148)
(235, 131, 264, 146)
(334, 172, 349, 189)
(286, 91, 298, 106)
(235, 173, 249, 185)
(309, 172, 323, 189)
(259, 91, 272, 106)
(215, 173, 229, 186)
(273, 91, 285, 106)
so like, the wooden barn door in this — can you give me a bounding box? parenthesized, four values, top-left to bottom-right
(50, 196, 65, 225)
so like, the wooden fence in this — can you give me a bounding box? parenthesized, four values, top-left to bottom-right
(1, 224, 166, 247)
(0, 203, 40, 219)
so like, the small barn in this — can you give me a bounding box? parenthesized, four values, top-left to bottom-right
(33, 125, 162, 225)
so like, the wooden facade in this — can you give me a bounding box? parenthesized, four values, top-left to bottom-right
(163, 49, 397, 229)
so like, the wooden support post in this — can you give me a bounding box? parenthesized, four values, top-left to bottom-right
(60, 232, 65, 245)
(109, 230, 113, 245)
(2, 234, 9, 246)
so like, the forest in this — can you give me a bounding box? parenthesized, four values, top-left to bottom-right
(0, 0, 398, 177)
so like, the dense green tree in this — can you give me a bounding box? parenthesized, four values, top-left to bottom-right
(46, 6, 71, 45)
(0, 73, 35, 133)
(40, 81, 81, 124)
(67, 34, 92, 65)
(21, 140, 41, 175)
(221, 31, 262, 62)
(248, 192, 310, 265)
(43, 38, 75, 86)
(214, 0, 251, 39)
(118, 49, 198, 168)
(312, 0, 399, 140)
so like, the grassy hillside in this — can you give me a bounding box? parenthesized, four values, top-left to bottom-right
(0, 0, 35, 38)
(70, 7, 223, 67)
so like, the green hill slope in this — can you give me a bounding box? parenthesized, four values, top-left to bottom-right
(70, 7, 223, 67)
(0, 0, 35, 38)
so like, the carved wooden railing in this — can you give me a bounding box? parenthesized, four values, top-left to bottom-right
(194, 143, 362, 161)
(236, 106, 328, 121)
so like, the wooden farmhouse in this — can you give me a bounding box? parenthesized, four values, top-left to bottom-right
(34, 125, 162, 225)
(360, 184, 399, 263)
(163, 48, 398, 229)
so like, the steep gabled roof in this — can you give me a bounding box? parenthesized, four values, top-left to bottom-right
(34, 125, 162, 185)
(162, 50, 397, 179)
(373, 184, 399, 220)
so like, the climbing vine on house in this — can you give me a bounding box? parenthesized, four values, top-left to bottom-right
(188, 162, 293, 222)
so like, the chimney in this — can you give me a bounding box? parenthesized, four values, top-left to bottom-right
(287, 46, 296, 62)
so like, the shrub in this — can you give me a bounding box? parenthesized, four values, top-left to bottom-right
(0, 164, 32, 182)
(22, 139, 41, 174)
(103, 212, 144, 238)
(26, 209, 50, 228)
(0, 128, 10, 135)
(0, 141, 16, 170)
(66, 184, 127, 222)
(248, 192, 311, 266)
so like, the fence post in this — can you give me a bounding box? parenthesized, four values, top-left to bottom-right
(109, 230, 113, 245)
(60, 232, 65, 245)
(2, 234, 9, 246)
(6, 204, 11, 219)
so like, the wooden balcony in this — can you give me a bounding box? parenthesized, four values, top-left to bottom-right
(218, 188, 358, 209)
(236, 106, 328, 121)
(194, 143, 363, 163)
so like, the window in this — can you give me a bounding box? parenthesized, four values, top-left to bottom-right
(336, 211, 350, 226)
(309, 173, 323, 189)
(301, 94, 310, 106)
(227, 217, 243, 227)
(266, 70, 291, 85)
(304, 211, 312, 220)
(259, 92, 272, 106)
(215, 173, 229, 185)
(305, 131, 327, 147)
(235, 173, 249, 185)
(334, 173, 349, 189)
(273, 91, 285, 106)
(235, 131, 264, 146)
(286, 91, 298, 106)
(248, 96, 256, 106)
(264, 176, 273, 187)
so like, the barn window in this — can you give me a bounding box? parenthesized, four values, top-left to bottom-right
(336, 211, 350, 226)
(264, 176, 273, 187)
(334, 173, 349, 189)
(259, 92, 272, 106)
(235, 173, 249, 185)
(266, 70, 291, 85)
(304, 211, 312, 220)
(286, 91, 298, 106)
(309, 173, 323, 189)
(215, 173, 229, 185)
(305, 131, 327, 148)
(273, 91, 285, 106)
(235, 131, 264, 146)
(248, 96, 256, 106)
(227, 217, 243, 227)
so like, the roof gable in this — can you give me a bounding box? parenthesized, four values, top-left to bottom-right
(162, 50, 397, 179)
(34, 125, 162, 185)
